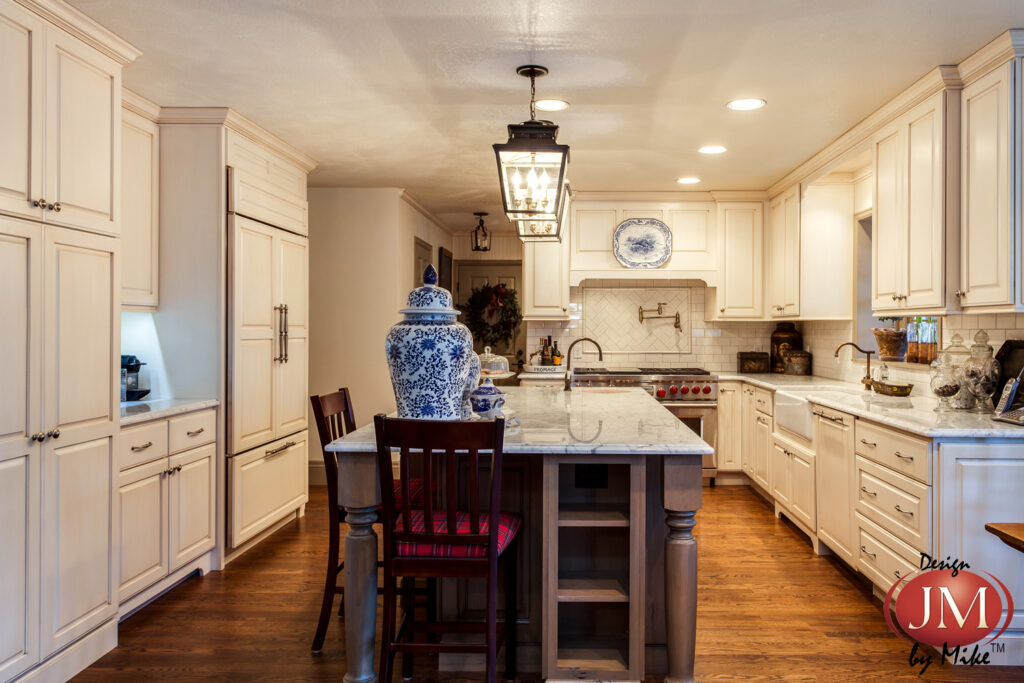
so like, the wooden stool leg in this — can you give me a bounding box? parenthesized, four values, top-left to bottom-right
(486, 560, 498, 683)
(379, 575, 397, 683)
(504, 539, 518, 681)
(426, 577, 438, 642)
(402, 577, 415, 680)
(311, 519, 340, 653)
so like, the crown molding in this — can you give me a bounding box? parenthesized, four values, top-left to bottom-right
(957, 29, 1024, 85)
(571, 190, 716, 203)
(766, 65, 960, 197)
(122, 88, 161, 122)
(16, 0, 141, 65)
(157, 107, 317, 172)
(399, 190, 454, 235)
(709, 190, 769, 201)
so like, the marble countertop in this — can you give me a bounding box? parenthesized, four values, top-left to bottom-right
(327, 386, 712, 455)
(121, 398, 220, 426)
(719, 373, 851, 391)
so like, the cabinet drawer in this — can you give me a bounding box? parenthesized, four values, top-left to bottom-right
(229, 431, 308, 547)
(120, 420, 169, 470)
(855, 420, 930, 484)
(754, 387, 773, 416)
(856, 513, 919, 596)
(855, 456, 930, 552)
(168, 409, 216, 454)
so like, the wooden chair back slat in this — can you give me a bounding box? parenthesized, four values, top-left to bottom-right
(310, 388, 358, 504)
(374, 415, 505, 558)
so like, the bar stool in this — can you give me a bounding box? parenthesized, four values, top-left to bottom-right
(373, 414, 520, 683)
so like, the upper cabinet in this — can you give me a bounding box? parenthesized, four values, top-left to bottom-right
(958, 59, 1018, 311)
(767, 185, 800, 317)
(227, 128, 310, 236)
(121, 90, 160, 309)
(523, 196, 572, 320)
(0, 0, 139, 236)
(799, 180, 854, 319)
(871, 84, 959, 314)
(707, 201, 764, 319)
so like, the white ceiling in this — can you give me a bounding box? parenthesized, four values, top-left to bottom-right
(71, 0, 1024, 232)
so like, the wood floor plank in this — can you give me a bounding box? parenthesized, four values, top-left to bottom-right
(73, 485, 1020, 681)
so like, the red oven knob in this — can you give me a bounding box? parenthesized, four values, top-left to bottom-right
(656, 388, 666, 398)
(702, 385, 712, 394)
(680, 386, 690, 394)
(670, 385, 678, 394)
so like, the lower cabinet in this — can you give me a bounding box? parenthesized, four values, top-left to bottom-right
(751, 410, 771, 491)
(813, 406, 856, 565)
(715, 382, 742, 471)
(0, 444, 40, 682)
(228, 430, 308, 547)
(740, 386, 756, 476)
(770, 432, 816, 532)
(118, 459, 169, 601)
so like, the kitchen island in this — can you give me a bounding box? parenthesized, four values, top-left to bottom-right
(327, 386, 712, 682)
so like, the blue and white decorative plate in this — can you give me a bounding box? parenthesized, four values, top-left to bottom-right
(612, 218, 672, 268)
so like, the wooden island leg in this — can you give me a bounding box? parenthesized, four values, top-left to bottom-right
(343, 506, 379, 683)
(662, 455, 702, 683)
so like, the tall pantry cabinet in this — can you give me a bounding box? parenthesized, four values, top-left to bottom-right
(0, 0, 139, 680)
(157, 109, 316, 554)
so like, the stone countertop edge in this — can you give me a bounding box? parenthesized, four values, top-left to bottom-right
(120, 398, 221, 426)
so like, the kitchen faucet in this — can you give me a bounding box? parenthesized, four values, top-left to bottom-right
(835, 342, 875, 390)
(564, 337, 603, 391)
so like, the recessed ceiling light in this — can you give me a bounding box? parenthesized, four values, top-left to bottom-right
(535, 99, 569, 112)
(727, 98, 766, 111)
(676, 177, 701, 184)
(699, 145, 727, 155)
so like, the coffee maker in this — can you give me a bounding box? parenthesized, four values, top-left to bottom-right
(121, 355, 150, 401)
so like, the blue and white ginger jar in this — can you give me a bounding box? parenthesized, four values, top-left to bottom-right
(469, 378, 506, 418)
(462, 352, 481, 420)
(386, 265, 474, 419)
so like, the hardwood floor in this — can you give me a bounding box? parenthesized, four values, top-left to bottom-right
(75, 484, 1019, 682)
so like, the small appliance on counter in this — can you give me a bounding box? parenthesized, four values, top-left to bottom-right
(737, 352, 769, 374)
(121, 354, 150, 401)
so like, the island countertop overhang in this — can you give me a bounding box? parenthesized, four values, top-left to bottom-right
(326, 386, 713, 456)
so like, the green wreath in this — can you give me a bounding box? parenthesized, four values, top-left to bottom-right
(459, 283, 523, 348)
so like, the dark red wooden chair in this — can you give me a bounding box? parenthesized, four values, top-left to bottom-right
(373, 414, 519, 683)
(309, 389, 434, 654)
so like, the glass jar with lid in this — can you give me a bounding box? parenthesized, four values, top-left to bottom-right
(942, 333, 975, 410)
(478, 346, 511, 377)
(930, 352, 960, 412)
(961, 330, 1001, 413)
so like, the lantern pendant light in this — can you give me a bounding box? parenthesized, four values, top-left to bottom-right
(471, 212, 491, 252)
(493, 65, 570, 242)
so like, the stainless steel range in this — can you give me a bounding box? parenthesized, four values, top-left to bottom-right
(571, 367, 719, 482)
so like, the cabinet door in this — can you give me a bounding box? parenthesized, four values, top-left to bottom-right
(274, 230, 308, 438)
(230, 216, 277, 454)
(118, 458, 168, 601)
(790, 451, 816, 529)
(0, 2, 44, 220)
(44, 26, 121, 235)
(782, 188, 801, 316)
(960, 63, 1013, 308)
(229, 431, 308, 547)
(770, 440, 791, 508)
(0, 217, 41, 680)
(716, 202, 763, 318)
(753, 413, 771, 490)
(40, 227, 118, 655)
(740, 387, 754, 475)
(904, 93, 946, 309)
(120, 107, 159, 308)
(815, 410, 855, 564)
(169, 443, 216, 570)
(873, 123, 904, 310)
(522, 236, 569, 320)
(767, 196, 786, 316)
(715, 383, 741, 471)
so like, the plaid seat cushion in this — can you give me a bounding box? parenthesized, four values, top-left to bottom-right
(394, 510, 521, 558)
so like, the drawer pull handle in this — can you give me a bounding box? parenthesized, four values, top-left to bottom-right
(812, 410, 845, 425)
(266, 441, 297, 456)
(894, 451, 914, 461)
(894, 504, 914, 516)
(186, 427, 205, 437)
(860, 545, 877, 559)
(860, 439, 876, 447)
(131, 441, 153, 452)
(860, 486, 877, 497)
(894, 569, 903, 579)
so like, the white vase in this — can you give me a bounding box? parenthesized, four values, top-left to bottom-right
(385, 265, 474, 419)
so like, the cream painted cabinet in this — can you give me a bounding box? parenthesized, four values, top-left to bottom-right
(229, 215, 309, 454)
(118, 459, 168, 602)
(229, 430, 309, 547)
(120, 93, 160, 308)
(740, 385, 755, 477)
(872, 90, 956, 312)
(959, 62, 1017, 310)
(769, 439, 791, 508)
(522, 233, 570, 320)
(0, 1, 45, 222)
(227, 130, 309, 237)
(711, 202, 763, 319)
(814, 406, 855, 565)
(789, 449, 816, 530)
(715, 382, 742, 471)
(40, 226, 120, 656)
(767, 187, 799, 317)
(752, 411, 771, 491)
(168, 444, 216, 570)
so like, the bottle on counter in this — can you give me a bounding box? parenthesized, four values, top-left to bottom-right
(541, 337, 552, 366)
(920, 317, 938, 364)
(906, 317, 919, 364)
(552, 341, 562, 366)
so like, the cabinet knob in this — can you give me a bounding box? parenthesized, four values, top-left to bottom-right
(720, 307, 725, 313)
(52, 201, 61, 212)
(46, 428, 60, 440)
(32, 198, 47, 208)
(891, 294, 897, 301)
(954, 289, 965, 298)
(31, 432, 46, 442)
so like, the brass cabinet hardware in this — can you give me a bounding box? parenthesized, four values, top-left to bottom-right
(52, 201, 61, 212)
(32, 198, 47, 208)
(894, 451, 914, 461)
(31, 432, 46, 442)
(860, 439, 876, 447)
(46, 428, 60, 439)
(859, 486, 877, 497)
(131, 441, 153, 452)
(860, 545, 877, 559)
(266, 441, 297, 456)
(812, 410, 844, 425)
(186, 427, 205, 437)
(894, 504, 914, 516)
